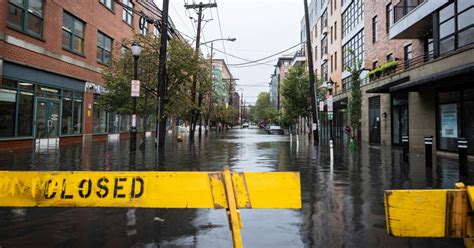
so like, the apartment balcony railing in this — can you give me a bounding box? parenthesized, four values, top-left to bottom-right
(393, 0, 426, 23)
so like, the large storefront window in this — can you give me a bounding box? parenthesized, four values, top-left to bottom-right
(0, 77, 84, 138)
(0, 79, 17, 137)
(93, 95, 108, 133)
(61, 91, 83, 135)
(437, 89, 474, 154)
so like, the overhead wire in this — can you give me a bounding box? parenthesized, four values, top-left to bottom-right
(215, 2, 230, 64)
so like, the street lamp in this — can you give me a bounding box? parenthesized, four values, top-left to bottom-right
(201, 37, 236, 46)
(130, 41, 142, 152)
(321, 79, 334, 140)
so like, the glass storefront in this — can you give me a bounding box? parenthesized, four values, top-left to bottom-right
(437, 88, 474, 154)
(93, 94, 108, 133)
(391, 93, 408, 146)
(0, 77, 84, 138)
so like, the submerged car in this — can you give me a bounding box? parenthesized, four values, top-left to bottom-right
(242, 122, 249, 128)
(266, 125, 284, 135)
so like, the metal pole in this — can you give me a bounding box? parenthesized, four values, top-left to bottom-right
(157, 0, 170, 149)
(189, 5, 203, 140)
(303, 0, 319, 145)
(459, 138, 468, 177)
(130, 55, 138, 152)
(207, 42, 213, 135)
(402, 135, 409, 162)
(425, 135, 433, 168)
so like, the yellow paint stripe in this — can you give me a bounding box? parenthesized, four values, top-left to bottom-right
(0, 171, 301, 209)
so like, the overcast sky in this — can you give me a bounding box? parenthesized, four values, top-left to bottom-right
(154, 0, 303, 105)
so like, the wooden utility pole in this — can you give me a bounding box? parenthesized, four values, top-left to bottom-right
(185, 2, 217, 141)
(303, 0, 319, 144)
(156, 0, 170, 150)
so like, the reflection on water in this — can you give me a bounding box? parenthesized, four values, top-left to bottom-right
(0, 129, 470, 247)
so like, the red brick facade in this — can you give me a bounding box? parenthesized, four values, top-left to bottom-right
(363, 0, 424, 70)
(0, 0, 163, 145)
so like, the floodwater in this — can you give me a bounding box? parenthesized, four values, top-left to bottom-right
(0, 129, 469, 247)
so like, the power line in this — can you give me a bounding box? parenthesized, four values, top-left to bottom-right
(226, 42, 302, 66)
(215, 2, 229, 64)
(202, 44, 275, 67)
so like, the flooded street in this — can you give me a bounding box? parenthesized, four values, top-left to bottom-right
(0, 129, 469, 247)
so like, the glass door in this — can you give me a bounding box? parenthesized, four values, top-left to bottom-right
(36, 99, 61, 138)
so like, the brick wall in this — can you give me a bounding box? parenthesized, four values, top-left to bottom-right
(0, 0, 162, 85)
(363, 0, 424, 71)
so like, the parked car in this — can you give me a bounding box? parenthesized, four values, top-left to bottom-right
(242, 122, 249, 128)
(266, 125, 284, 135)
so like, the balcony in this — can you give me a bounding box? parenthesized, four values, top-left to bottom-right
(390, 0, 448, 39)
(291, 49, 306, 67)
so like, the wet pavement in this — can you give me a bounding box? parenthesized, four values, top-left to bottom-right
(0, 129, 471, 247)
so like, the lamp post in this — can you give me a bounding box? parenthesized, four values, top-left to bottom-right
(130, 41, 142, 152)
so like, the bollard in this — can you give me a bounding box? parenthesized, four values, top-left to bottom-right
(330, 139, 334, 162)
(402, 135, 409, 162)
(424, 136, 433, 168)
(459, 138, 468, 177)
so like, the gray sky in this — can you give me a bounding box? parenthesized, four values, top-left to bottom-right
(154, 0, 303, 105)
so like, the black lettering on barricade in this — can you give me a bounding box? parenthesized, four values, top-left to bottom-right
(78, 179, 92, 198)
(96, 177, 109, 198)
(114, 177, 127, 198)
(131, 177, 144, 198)
(61, 179, 73, 199)
(44, 179, 57, 199)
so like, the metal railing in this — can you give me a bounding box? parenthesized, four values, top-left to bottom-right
(393, 0, 426, 23)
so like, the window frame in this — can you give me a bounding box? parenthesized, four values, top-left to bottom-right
(438, 1, 474, 55)
(62, 12, 86, 56)
(96, 31, 113, 65)
(122, 0, 134, 27)
(372, 15, 378, 43)
(7, 0, 45, 39)
(99, 0, 114, 11)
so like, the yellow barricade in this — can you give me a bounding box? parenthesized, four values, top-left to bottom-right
(384, 183, 474, 247)
(0, 168, 301, 248)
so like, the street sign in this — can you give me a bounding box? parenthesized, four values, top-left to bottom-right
(312, 123, 317, 130)
(328, 112, 333, 120)
(131, 80, 140, 97)
(327, 95, 333, 112)
(0, 170, 301, 209)
(319, 101, 324, 111)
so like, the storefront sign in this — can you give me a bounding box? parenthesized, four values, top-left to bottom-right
(440, 104, 458, 138)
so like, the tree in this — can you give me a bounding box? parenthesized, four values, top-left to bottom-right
(101, 35, 210, 134)
(254, 92, 278, 124)
(346, 49, 363, 141)
(281, 66, 311, 127)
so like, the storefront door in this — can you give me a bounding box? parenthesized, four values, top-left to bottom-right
(369, 96, 381, 145)
(36, 99, 61, 138)
(392, 93, 408, 147)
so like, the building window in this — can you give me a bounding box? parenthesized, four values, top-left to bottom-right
(93, 95, 108, 133)
(386, 3, 393, 34)
(330, 55, 333, 72)
(99, 0, 113, 10)
(321, 10, 328, 31)
(342, 30, 364, 70)
(372, 60, 378, 70)
(386, 53, 393, 62)
(404, 44, 412, 68)
(330, 26, 333, 43)
(372, 16, 378, 43)
(0, 79, 18, 137)
(322, 62, 328, 81)
(62, 91, 83, 135)
(334, 51, 337, 70)
(62, 12, 85, 55)
(140, 23, 148, 36)
(153, 25, 160, 37)
(321, 35, 328, 57)
(97, 32, 112, 64)
(438, 1, 474, 54)
(342, 0, 363, 38)
(314, 46, 318, 59)
(122, 0, 133, 26)
(7, 0, 44, 38)
(334, 21, 337, 40)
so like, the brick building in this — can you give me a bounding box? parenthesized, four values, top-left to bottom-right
(0, 0, 171, 149)
(303, 0, 474, 155)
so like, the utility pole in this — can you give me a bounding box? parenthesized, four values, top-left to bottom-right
(207, 42, 214, 135)
(303, 0, 319, 145)
(156, 0, 170, 150)
(241, 92, 243, 124)
(185, 2, 217, 141)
